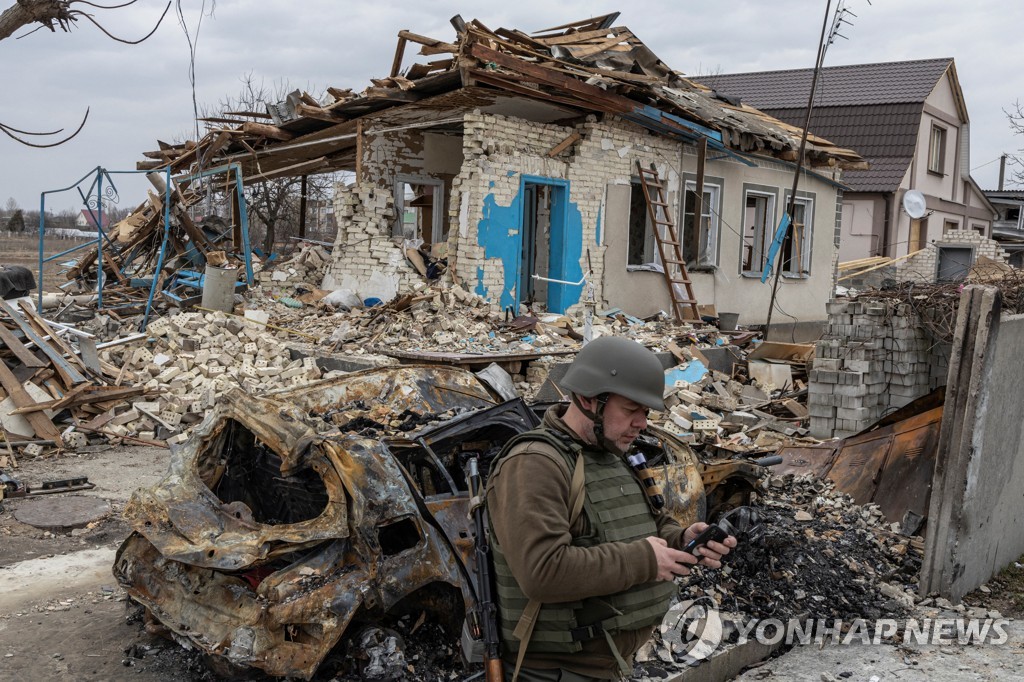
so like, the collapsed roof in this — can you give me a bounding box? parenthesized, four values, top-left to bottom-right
(139, 12, 865, 182)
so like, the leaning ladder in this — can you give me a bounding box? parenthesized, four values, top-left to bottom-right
(635, 161, 701, 321)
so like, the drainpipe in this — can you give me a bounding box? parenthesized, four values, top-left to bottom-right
(882, 194, 892, 258)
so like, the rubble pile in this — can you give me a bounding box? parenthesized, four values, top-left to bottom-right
(690, 474, 922, 622)
(631, 474, 923, 679)
(0, 298, 151, 452)
(256, 242, 332, 289)
(96, 310, 329, 444)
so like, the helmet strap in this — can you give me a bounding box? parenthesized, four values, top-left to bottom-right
(571, 393, 618, 453)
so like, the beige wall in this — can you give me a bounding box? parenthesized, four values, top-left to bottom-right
(839, 194, 887, 261)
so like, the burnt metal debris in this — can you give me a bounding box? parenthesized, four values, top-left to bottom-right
(113, 365, 705, 679)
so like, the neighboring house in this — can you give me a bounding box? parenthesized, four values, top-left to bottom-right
(75, 209, 106, 230)
(697, 58, 1003, 281)
(983, 189, 1024, 267)
(145, 13, 864, 329)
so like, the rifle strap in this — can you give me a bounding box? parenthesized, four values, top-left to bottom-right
(511, 451, 586, 682)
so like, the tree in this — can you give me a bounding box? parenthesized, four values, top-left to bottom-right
(1006, 101, 1024, 188)
(200, 74, 337, 254)
(8, 208, 25, 233)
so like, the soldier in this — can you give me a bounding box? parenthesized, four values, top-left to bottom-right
(486, 336, 737, 681)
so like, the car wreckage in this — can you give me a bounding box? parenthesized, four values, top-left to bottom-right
(114, 365, 757, 679)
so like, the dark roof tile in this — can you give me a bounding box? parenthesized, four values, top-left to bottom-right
(694, 57, 952, 109)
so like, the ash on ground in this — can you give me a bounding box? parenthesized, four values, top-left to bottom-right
(633, 474, 924, 680)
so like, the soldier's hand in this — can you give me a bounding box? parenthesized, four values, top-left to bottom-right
(682, 522, 738, 569)
(645, 537, 698, 580)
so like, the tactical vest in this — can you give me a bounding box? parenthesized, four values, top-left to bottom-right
(489, 428, 677, 657)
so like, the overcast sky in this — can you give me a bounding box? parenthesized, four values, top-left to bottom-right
(1, 0, 1021, 215)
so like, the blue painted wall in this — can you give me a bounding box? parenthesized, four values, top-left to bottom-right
(475, 176, 587, 314)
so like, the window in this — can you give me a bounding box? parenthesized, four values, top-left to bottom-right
(682, 181, 721, 268)
(781, 194, 814, 276)
(741, 189, 776, 276)
(393, 176, 445, 243)
(627, 181, 656, 266)
(943, 219, 959, 234)
(972, 223, 986, 237)
(928, 124, 947, 175)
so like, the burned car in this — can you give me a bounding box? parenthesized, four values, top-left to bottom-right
(114, 365, 705, 679)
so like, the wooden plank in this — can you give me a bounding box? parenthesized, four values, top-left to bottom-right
(0, 324, 46, 368)
(240, 122, 295, 141)
(0, 361, 63, 445)
(390, 35, 408, 77)
(10, 385, 145, 415)
(355, 120, 364, 183)
(837, 249, 922, 282)
(17, 301, 90, 375)
(0, 301, 84, 386)
(396, 30, 458, 54)
(546, 132, 580, 157)
(469, 43, 635, 114)
(564, 31, 633, 59)
(533, 26, 622, 46)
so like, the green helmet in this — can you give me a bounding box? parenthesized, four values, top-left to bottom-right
(560, 336, 666, 411)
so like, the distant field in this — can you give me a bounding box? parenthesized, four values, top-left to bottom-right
(2, 233, 93, 293)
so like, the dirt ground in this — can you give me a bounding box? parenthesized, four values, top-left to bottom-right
(2, 444, 1023, 682)
(0, 445, 218, 682)
(3, 234, 93, 293)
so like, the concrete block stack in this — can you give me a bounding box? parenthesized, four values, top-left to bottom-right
(100, 310, 326, 443)
(808, 297, 950, 439)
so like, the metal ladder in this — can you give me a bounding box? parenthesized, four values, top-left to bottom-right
(635, 161, 700, 321)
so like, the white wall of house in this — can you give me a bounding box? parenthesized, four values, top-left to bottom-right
(447, 111, 843, 325)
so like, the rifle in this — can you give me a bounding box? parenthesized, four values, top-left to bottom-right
(465, 455, 504, 682)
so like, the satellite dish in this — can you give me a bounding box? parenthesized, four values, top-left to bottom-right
(902, 190, 927, 219)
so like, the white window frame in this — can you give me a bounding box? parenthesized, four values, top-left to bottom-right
(682, 180, 721, 269)
(626, 180, 657, 267)
(741, 189, 776, 276)
(782, 193, 814, 277)
(928, 124, 946, 175)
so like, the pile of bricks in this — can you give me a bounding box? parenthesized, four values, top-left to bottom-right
(257, 243, 331, 288)
(99, 310, 327, 444)
(808, 297, 950, 438)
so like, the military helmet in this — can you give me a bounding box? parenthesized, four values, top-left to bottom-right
(560, 336, 665, 411)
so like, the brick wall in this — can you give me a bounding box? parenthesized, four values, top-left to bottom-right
(808, 297, 951, 438)
(896, 229, 1010, 282)
(448, 111, 682, 314)
(322, 181, 420, 300)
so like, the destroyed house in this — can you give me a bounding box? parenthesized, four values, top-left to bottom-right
(697, 58, 1005, 282)
(141, 13, 864, 329)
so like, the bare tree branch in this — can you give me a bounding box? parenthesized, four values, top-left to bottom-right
(74, 0, 170, 45)
(0, 107, 89, 147)
(1, 0, 170, 147)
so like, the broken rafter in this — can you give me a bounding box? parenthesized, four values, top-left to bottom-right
(223, 110, 273, 119)
(240, 122, 295, 141)
(397, 30, 458, 55)
(532, 25, 626, 46)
